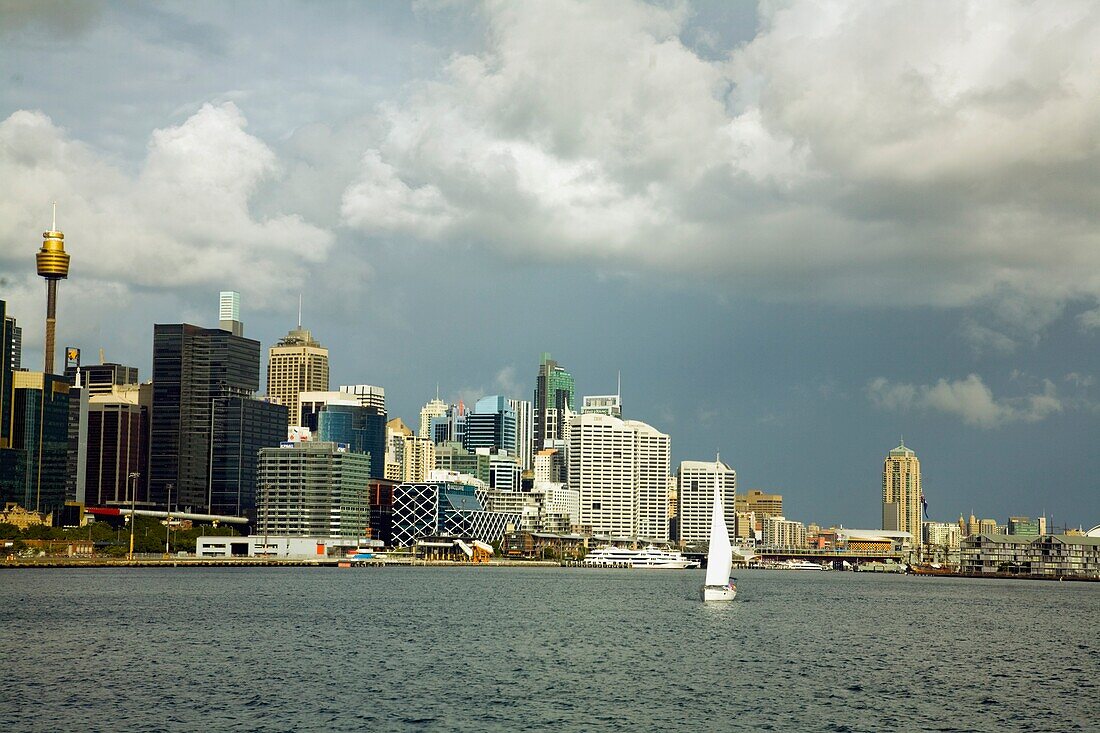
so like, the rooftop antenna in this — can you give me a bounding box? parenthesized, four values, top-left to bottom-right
(436, 382, 440, 401)
(297, 293, 302, 329)
(52, 201, 57, 231)
(617, 370, 621, 400)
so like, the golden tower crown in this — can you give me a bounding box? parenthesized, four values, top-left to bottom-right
(36, 205, 70, 279)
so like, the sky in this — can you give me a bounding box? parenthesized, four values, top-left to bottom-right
(1, 0, 1098, 530)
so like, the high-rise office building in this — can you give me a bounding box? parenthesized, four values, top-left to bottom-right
(533, 353, 574, 456)
(149, 323, 261, 511)
(420, 396, 448, 438)
(339, 384, 386, 412)
(300, 391, 386, 479)
(433, 441, 490, 485)
(0, 302, 21, 504)
(83, 385, 148, 507)
(256, 441, 371, 538)
(210, 396, 287, 520)
(5, 316, 20, 371)
(65, 363, 89, 505)
(677, 459, 737, 547)
(64, 362, 139, 395)
(507, 398, 533, 470)
(882, 440, 922, 549)
(735, 489, 783, 530)
(218, 290, 243, 336)
(464, 395, 517, 455)
(267, 319, 329, 428)
(1, 301, 15, 448)
(533, 447, 565, 484)
(582, 395, 622, 418)
(5, 371, 70, 515)
(568, 413, 670, 540)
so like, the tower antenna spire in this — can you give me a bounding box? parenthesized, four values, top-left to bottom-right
(52, 201, 57, 231)
(617, 369, 621, 400)
(297, 293, 302, 329)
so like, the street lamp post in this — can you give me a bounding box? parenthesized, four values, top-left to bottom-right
(127, 472, 140, 561)
(165, 482, 173, 556)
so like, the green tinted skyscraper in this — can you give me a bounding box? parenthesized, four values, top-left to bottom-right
(533, 353, 574, 457)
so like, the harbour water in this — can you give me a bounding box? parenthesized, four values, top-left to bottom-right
(2, 567, 1097, 732)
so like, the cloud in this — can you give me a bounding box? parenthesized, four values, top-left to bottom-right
(867, 374, 1062, 428)
(338, 0, 1100, 323)
(0, 104, 333, 310)
(1078, 307, 1100, 331)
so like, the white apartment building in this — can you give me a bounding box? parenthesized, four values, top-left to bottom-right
(568, 414, 670, 541)
(677, 459, 737, 547)
(762, 516, 807, 549)
(507, 398, 533, 470)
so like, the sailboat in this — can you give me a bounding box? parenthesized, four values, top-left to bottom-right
(701, 476, 737, 602)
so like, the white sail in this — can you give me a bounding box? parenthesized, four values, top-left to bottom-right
(704, 484, 733, 587)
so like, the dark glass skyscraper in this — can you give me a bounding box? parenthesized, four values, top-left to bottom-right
(149, 324, 261, 511)
(0, 300, 14, 448)
(210, 396, 287, 521)
(7, 372, 70, 515)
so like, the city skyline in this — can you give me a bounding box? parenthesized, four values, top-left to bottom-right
(2, 2, 1098, 529)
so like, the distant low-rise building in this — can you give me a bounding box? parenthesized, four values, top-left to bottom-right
(960, 534, 1100, 578)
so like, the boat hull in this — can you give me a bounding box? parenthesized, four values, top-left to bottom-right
(701, 585, 737, 602)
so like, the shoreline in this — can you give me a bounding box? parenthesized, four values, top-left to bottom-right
(2, 557, 1097, 580)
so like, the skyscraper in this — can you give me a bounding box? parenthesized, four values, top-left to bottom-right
(533, 353, 574, 457)
(83, 384, 148, 507)
(6, 371, 70, 515)
(149, 323, 261, 511)
(5, 315, 20, 371)
(882, 440, 922, 549)
(677, 459, 737, 547)
(267, 318, 329, 428)
(568, 413, 670, 540)
(300, 390, 386, 479)
(464, 395, 517, 455)
(420, 396, 448, 438)
(218, 290, 243, 336)
(507, 398, 533, 470)
(0, 300, 14, 448)
(339, 384, 386, 412)
(209, 396, 287, 520)
(257, 442, 371, 539)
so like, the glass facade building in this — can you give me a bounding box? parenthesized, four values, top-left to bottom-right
(149, 324, 261, 511)
(6, 372, 70, 515)
(464, 395, 517, 455)
(304, 403, 387, 480)
(210, 397, 288, 520)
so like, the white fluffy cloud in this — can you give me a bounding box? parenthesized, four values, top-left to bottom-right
(867, 374, 1063, 428)
(0, 103, 333, 308)
(340, 0, 1100, 317)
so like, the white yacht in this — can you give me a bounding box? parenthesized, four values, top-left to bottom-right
(582, 545, 698, 569)
(784, 559, 826, 571)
